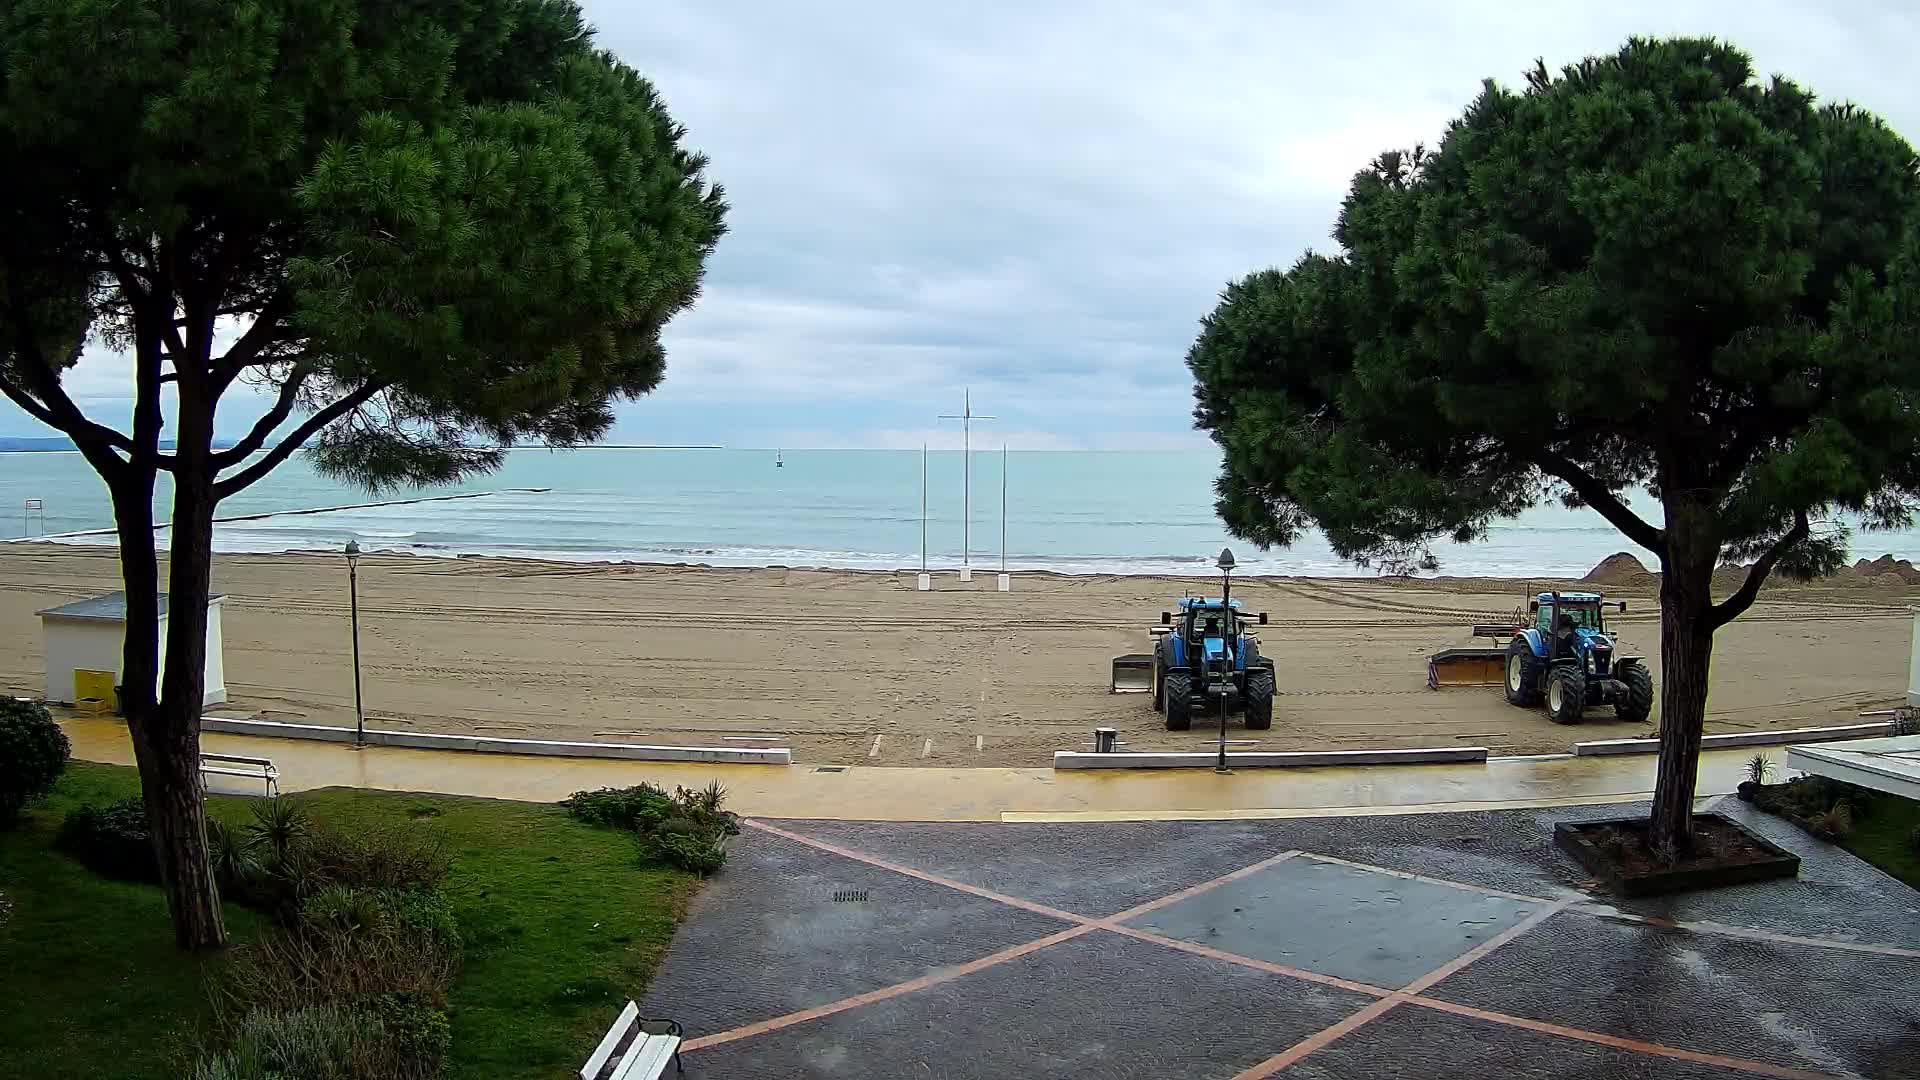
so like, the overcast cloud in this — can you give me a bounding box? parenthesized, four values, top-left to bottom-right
(9, 0, 1920, 448)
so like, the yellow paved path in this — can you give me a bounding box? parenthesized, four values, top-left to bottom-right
(60, 717, 1777, 821)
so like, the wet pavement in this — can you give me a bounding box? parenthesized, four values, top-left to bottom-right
(640, 798, 1920, 1079)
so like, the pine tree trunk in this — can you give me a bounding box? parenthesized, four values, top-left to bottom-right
(1647, 499, 1719, 858)
(148, 394, 226, 950)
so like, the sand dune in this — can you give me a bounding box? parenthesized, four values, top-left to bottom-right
(0, 545, 1909, 766)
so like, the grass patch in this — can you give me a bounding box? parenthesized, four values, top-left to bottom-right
(1839, 790, 1920, 889)
(0, 763, 700, 1080)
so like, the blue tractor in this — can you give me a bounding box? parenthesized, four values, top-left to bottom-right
(1112, 597, 1275, 730)
(1503, 591, 1653, 725)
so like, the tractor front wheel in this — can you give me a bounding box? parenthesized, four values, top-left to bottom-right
(1616, 661, 1653, 724)
(1546, 666, 1586, 725)
(1162, 671, 1193, 731)
(1244, 667, 1275, 730)
(1504, 637, 1542, 707)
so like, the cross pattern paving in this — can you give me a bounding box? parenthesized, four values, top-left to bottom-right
(639, 804, 1920, 1079)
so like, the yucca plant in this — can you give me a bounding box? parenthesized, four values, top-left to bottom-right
(207, 819, 264, 893)
(1744, 754, 1773, 785)
(247, 799, 311, 862)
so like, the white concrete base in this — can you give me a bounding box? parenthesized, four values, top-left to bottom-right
(199, 716, 791, 764)
(959, 567, 973, 582)
(1572, 721, 1894, 757)
(916, 572, 932, 591)
(1053, 746, 1488, 770)
(1908, 608, 1919, 707)
(997, 573, 1011, 592)
(1787, 734, 1920, 799)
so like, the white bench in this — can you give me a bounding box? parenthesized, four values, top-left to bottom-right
(580, 1001, 683, 1080)
(199, 752, 278, 798)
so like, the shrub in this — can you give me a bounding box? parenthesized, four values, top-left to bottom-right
(209, 818, 265, 893)
(643, 830, 728, 875)
(1806, 801, 1855, 842)
(239, 815, 452, 922)
(1910, 825, 1920, 857)
(563, 783, 675, 831)
(1744, 754, 1772, 785)
(0, 699, 70, 827)
(221, 919, 459, 1015)
(300, 886, 460, 950)
(57, 798, 158, 882)
(191, 1001, 444, 1080)
(246, 797, 311, 860)
(362, 991, 451, 1074)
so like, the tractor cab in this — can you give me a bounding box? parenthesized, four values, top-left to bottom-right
(1530, 592, 1615, 663)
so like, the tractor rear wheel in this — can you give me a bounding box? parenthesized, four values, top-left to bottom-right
(1504, 637, 1542, 706)
(1546, 666, 1586, 724)
(1244, 667, 1275, 730)
(1616, 661, 1653, 724)
(1162, 671, 1193, 731)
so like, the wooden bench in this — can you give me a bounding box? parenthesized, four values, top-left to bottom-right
(199, 753, 278, 798)
(580, 1001, 683, 1080)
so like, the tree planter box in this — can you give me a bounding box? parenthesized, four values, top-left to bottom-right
(1554, 813, 1799, 896)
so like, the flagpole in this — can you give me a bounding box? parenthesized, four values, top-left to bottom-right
(938, 390, 994, 576)
(1000, 443, 1008, 572)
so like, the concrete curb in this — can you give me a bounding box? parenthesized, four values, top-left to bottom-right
(1051, 746, 1488, 770)
(200, 716, 791, 765)
(1572, 721, 1894, 757)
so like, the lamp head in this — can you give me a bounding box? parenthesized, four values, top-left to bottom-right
(345, 539, 361, 566)
(1216, 547, 1235, 573)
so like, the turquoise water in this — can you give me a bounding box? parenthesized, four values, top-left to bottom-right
(1, 448, 1911, 576)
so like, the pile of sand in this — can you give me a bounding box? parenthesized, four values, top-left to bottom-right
(1582, 552, 1653, 586)
(1850, 554, 1920, 585)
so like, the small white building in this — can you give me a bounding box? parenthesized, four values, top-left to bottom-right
(37, 592, 228, 707)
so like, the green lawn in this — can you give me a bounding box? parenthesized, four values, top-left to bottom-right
(0, 763, 699, 1080)
(1842, 790, 1920, 890)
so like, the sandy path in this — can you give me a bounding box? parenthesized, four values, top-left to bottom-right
(0, 546, 1909, 766)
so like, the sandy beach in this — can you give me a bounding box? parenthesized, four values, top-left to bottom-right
(0, 544, 1911, 766)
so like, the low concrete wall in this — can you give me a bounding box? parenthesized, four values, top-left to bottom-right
(200, 716, 791, 765)
(1572, 721, 1895, 758)
(1052, 746, 1488, 770)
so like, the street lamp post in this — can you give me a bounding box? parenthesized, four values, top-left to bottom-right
(1215, 547, 1236, 774)
(345, 540, 365, 746)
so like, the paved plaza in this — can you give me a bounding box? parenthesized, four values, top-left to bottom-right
(641, 798, 1920, 1079)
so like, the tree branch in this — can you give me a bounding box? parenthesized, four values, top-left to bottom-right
(1709, 511, 1809, 630)
(212, 381, 387, 500)
(211, 363, 313, 467)
(1533, 450, 1667, 557)
(210, 291, 294, 393)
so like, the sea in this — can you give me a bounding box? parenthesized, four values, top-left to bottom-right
(0, 448, 1912, 578)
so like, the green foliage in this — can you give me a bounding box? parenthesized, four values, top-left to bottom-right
(0, 0, 727, 487)
(563, 783, 675, 831)
(300, 887, 460, 951)
(1806, 801, 1856, 841)
(0, 699, 69, 826)
(246, 798, 312, 862)
(641, 831, 728, 876)
(6, 764, 697, 1080)
(1745, 754, 1773, 785)
(1190, 37, 1920, 590)
(57, 798, 158, 882)
(566, 782, 737, 874)
(190, 1002, 444, 1080)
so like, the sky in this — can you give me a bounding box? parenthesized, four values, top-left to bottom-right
(8, 0, 1920, 450)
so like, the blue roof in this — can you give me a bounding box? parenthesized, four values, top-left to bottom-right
(1177, 597, 1243, 610)
(1539, 591, 1604, 602)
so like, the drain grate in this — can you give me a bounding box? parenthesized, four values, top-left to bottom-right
(814, 766, 848, 773)
(832, 889, 870, 903)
